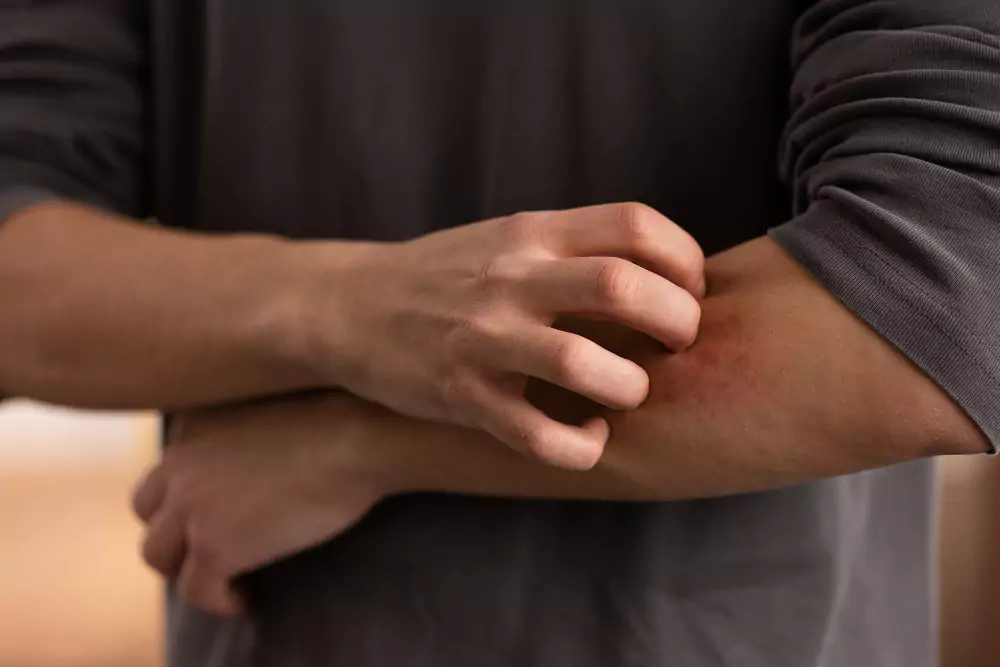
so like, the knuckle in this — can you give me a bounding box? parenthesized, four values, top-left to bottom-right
(441, 368, 477, 412)
(441, 371, 464, 403)
(464, 310, 503, 345)
(446, 309, 476, 344)
(477, 255, 527, 294)
(500, 212, 538, 247)
(616, 202, 657, 247)
(549, 338, 588, 383)
(515, 423, 582, 468)
(477, 256, 502, 292)
(444, 310, 486, 358)
(593, 259, 643, 307)
(517, 421, 553, 458)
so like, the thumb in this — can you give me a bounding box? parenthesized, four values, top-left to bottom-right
(178, 554, 246, 617)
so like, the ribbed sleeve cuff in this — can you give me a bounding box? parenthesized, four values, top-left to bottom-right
(769, 216, 1000, 454)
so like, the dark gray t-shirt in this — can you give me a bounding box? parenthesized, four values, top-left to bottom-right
(3, 1, 1000, 665)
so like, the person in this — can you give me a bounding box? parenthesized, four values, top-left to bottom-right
(1, 0, 997, 665)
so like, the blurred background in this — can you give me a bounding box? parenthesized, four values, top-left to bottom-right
(0, 401, 996, 667)
(0, 401, 161, 667)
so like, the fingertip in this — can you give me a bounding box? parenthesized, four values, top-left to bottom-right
(665, 292, 701, 352)
(552, 418, 608, 471)
(587, 355, 649, 412)
(581, 415, 611, 442)
(217, 589, 247, 617)
(199, 586, 245, 618)
(693, 274, 707, 300)
(479, 389, 608, 471)
(613, 364, 650, 410)
(210, 582, 247, 617)
(180, 559, 246, 618)
(569, 418, 608, 471)
(141, 513, 186, 578)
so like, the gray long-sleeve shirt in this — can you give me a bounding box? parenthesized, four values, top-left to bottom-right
(2, 1, 999, 665)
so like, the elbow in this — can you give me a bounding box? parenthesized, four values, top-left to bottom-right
(898, 366, 994, 460)
(924, 412, 992, 459)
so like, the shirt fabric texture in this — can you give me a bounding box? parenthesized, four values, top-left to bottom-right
(2, 1, 999, 666)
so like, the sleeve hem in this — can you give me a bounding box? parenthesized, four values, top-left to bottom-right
(768, 217, 1000, 455)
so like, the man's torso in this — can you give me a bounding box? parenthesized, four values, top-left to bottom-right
(151, 2, 936, 665)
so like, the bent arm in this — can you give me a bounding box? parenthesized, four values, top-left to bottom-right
(345, 237, 988, 503)
(371, 0, 1000, 499)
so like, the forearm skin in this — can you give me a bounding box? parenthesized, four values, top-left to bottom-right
(0, 201, 333, 409)
(351, 237, 988, 502)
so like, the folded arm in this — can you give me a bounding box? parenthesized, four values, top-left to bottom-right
(350, 236, 988, 503)
(137, 234, 988, 615)
(137, 0, 1000, 614)
(373, 0, 1000, 495)
(1, 4, 709, 466)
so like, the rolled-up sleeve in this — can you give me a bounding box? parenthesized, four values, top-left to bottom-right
(768, 0, 1000, 451)
(0, 1, 146, 223)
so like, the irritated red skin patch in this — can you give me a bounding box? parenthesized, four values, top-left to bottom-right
(643, 303, 763, 411)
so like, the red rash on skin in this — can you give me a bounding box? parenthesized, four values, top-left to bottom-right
(641, 300, 763, 411)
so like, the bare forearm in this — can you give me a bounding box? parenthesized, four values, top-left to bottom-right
(0, 202, 335, 409)
(357, 238, 988, 501)
(140, 236, 988, 599)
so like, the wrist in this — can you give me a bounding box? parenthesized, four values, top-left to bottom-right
(233, 236, 329, 390)
(284, 240, 386, 389)
(348, 400, 488, 497)
(317, 393, 420, 497)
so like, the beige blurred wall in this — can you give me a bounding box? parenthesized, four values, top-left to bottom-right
(0, 401, 161, 667)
